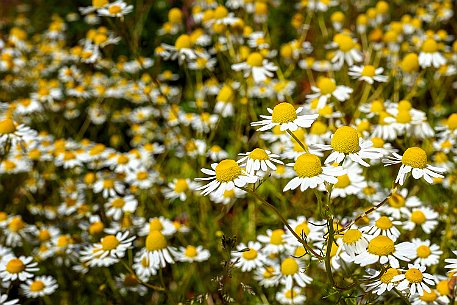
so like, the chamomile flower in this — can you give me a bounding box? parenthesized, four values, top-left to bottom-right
(276, 257, 312, 288)
(364, 267, 402, 295)
(254, 265, 279, 287)
(231, 52, 277, 83)
(21, 275, 58, 298)
(163, 178, 198, 201)
(232, 242, 266, 272)
(392, 264, 436, 296)
(354, 235, 414, 268)
(251, 102, 318, 132)
(402, 207, 438, 234)
(195, 159, 258, 196)
(362, 215, 402, 241)
(306, 77, 353, 109)
(257, 229, 287, 254)
(93, 177, 125, 198)
(315, 126, 384, 167)
(97, 1, 133, 18)
(0, 255, 39, 281)
(283, 153, 345, 192)
(0, 118, 37, 148)
(330, 163, 367, 198)
(348, 65, 389, 84)
(276, 287, 306, 305)
(175, 245, 210, 263)
(82, 232, 135, 267)
(330, 33, 363, 68)
(411, 239, 442, 267)
(105, 195, 138, 221)
(237, 148, 283, 175)
(419, 39, 446, 68)
(341, 228, 369, 257)
(383, 147, 445, 185)
(142, 230, 176, 269)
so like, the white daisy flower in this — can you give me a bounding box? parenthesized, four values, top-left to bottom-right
(341, 228, 369, 257)
(105, 195, 138, 221)
(275, 257, 312, 288)
(254, 265, 279, 287)
(392, 264, 436, 296)
(0, 118, 37, 149)
(0, 293, 19, 305)
(97, 0, 133, 18)
(364, 267, 402, 295)
(175, 245, 210, 263)
(142, 230, 176, 269)
(283, 153, 345, 192)
(411, 239, 442, 267)
(231, 52, 277, 83)
(257, 229, 287, 254)
(21, 275, 58, 298)
(275, 287, 306, 305)
(81, 232, 135, 267)
(195, 159, 258, 196)
(329, 162, 367, 198)
(348, 65, 388, 84)
(362, 215, 402, 241)
(237, 148, 283, 175)
(306, 77, 353, 110)
(418, 39, 446, 68)
(251, 102, 318, 132)
(0, 255, 39, 282)
(232, 241, 267, 272)
(314, 126, 384, 167)
(382, 147, 445, 185)
(402, 207, 438, 234)
(163, 178, 199, 201)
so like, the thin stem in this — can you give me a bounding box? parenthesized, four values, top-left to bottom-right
(286, 130, 309, 153)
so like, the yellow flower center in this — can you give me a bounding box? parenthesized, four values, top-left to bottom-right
(396, 110, 412, 123)
(293, 154, 323, 178)
(437, 280, 450, 296)
(402, 147, 427, 169)
(149, 218, 163, 231)
(334, 174, 350, 188)
(249, 148, 269, 160)
(371, 137, 385, 148)
(401, 53, 419, 72)
(447, 113, 457, 130)
(175, 34, 192, 50)
(370, 100, 384, 113)
(422, 39, 438, 53)
(294, 222, 310, 236)
(242, 248, 258, 260)
(145, 230, 167, 251)
(57, 236, 72, 248)
(123, 274, 139, 287)
(270, 229, 284, 245)
(174, 179, 189, 193)
(317, 77, 336, 95)
(405, 268, 423, 283)
(331, 126, 360, 154)
(411, 210, 426, 224)
(137, 171, 148, 181)
(215, 159, 242, 182)
(30, 280, 45, 292)
(417, 245, 431, 258)
(380, 268, 400, 284)
(8, 217, 25, 232)
(168, 8, 182, 23)
(111, 198, 125, 208)
(271, 103, 297, 124)
(342, 229, 362, 245)
(375, 216, 393, 230)
(108, 5, 122, 14)
(310, 121, 327, 135)
(284, 289, 298, 299)
(103, 179, 114, 188)
(367, 235, 395, 256)
(223, 189, 235, 198)
(363, 186, 376, 195)
(388, 192, 405, 208)
(246, 52, 263, 67)
(263, 266, 275, 278)
(184, 245, 198, 258)
(420, 291, 437, 302)
(0, 119, 16, 134)
(361, 65, 376, 77)
(117, 155, 129, 164)
(281, 258, 299, 275)
(6, 258, 25, 274)
(101, 235, 120, 251)
(334, 33, 355, 52)
(89, 221, 104, 235)
(398, 100, 412, 111)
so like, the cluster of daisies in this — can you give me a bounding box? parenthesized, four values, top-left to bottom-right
(1, 0, 457, 304)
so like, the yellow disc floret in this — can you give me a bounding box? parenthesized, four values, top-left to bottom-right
(294, 154, 323, 178)
(405, 268, 423, 283)
(249, 148, 269, 160)
(380, 268, 400, 284)
(416, 245, 431, 258)
(215, 159, 242, 182)
(402, 147, 427, 169)
(101, 235, 120, 251)
(375, 216, 393, 230)
(367, 235, 395, 256)
(246, 52, 263, 67)
(145, 230, 167, 251)
(331, 126, 360, 154)
(242, 248, 258, 260)
(6, 258, 25, 274)
(342, 229, 362, 245)
(281, 258, 299, 275)
(271, 103, 297, 124)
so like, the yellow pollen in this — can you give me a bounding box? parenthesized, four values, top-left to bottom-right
(422, 39, 438, 53)
(0, 119, 16, 134)
(263, 266, 274, 278)
(342, 229, 362, 245)
(168, 8, 182, 23)
(396, 110, 411, 123)
(375, 216, 393, 230)
(293, 154, 323, 178)
(317, 77, 336, 95)
(30, 280, 45, 292)
(271, 103, 297, 124)
(57, 236, 72, 248)
(249, 148, 269, 160)
(242, 248, 258, 260)
(246, 52, 263, 67)
(3, 160, 16, 170)
(6, 258, 25, 274)
(363, 186, 376, 195)
(281, 258, 299, 275)
(331, 126, 360, 154)
(405, 268, 423, 283)
(416, 245, 431, 258)
(402, 147, 427, 169)
(175, 34, 192, 50)
(215, 159, 242, 182)
(174, 179, 189, 193)
(411, 210, 426, 224)
(334, 174, 350, 188)
(108, 5, 122, 14)
(184, 245, 198, 258)
(367, 235, 395, 256)
(117, 155, 129, 164)
(145, 230, 167, 251)
(149, 218, 163, 231)
(361, 65, 376, 77)
(420, 291, 437, 302)
(398, 100, 412, 111)
(270, 229, 284, 245)
(101, 235, 119, 251)
(380, 268, 400, 284)
(223, 189, 235, 198)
